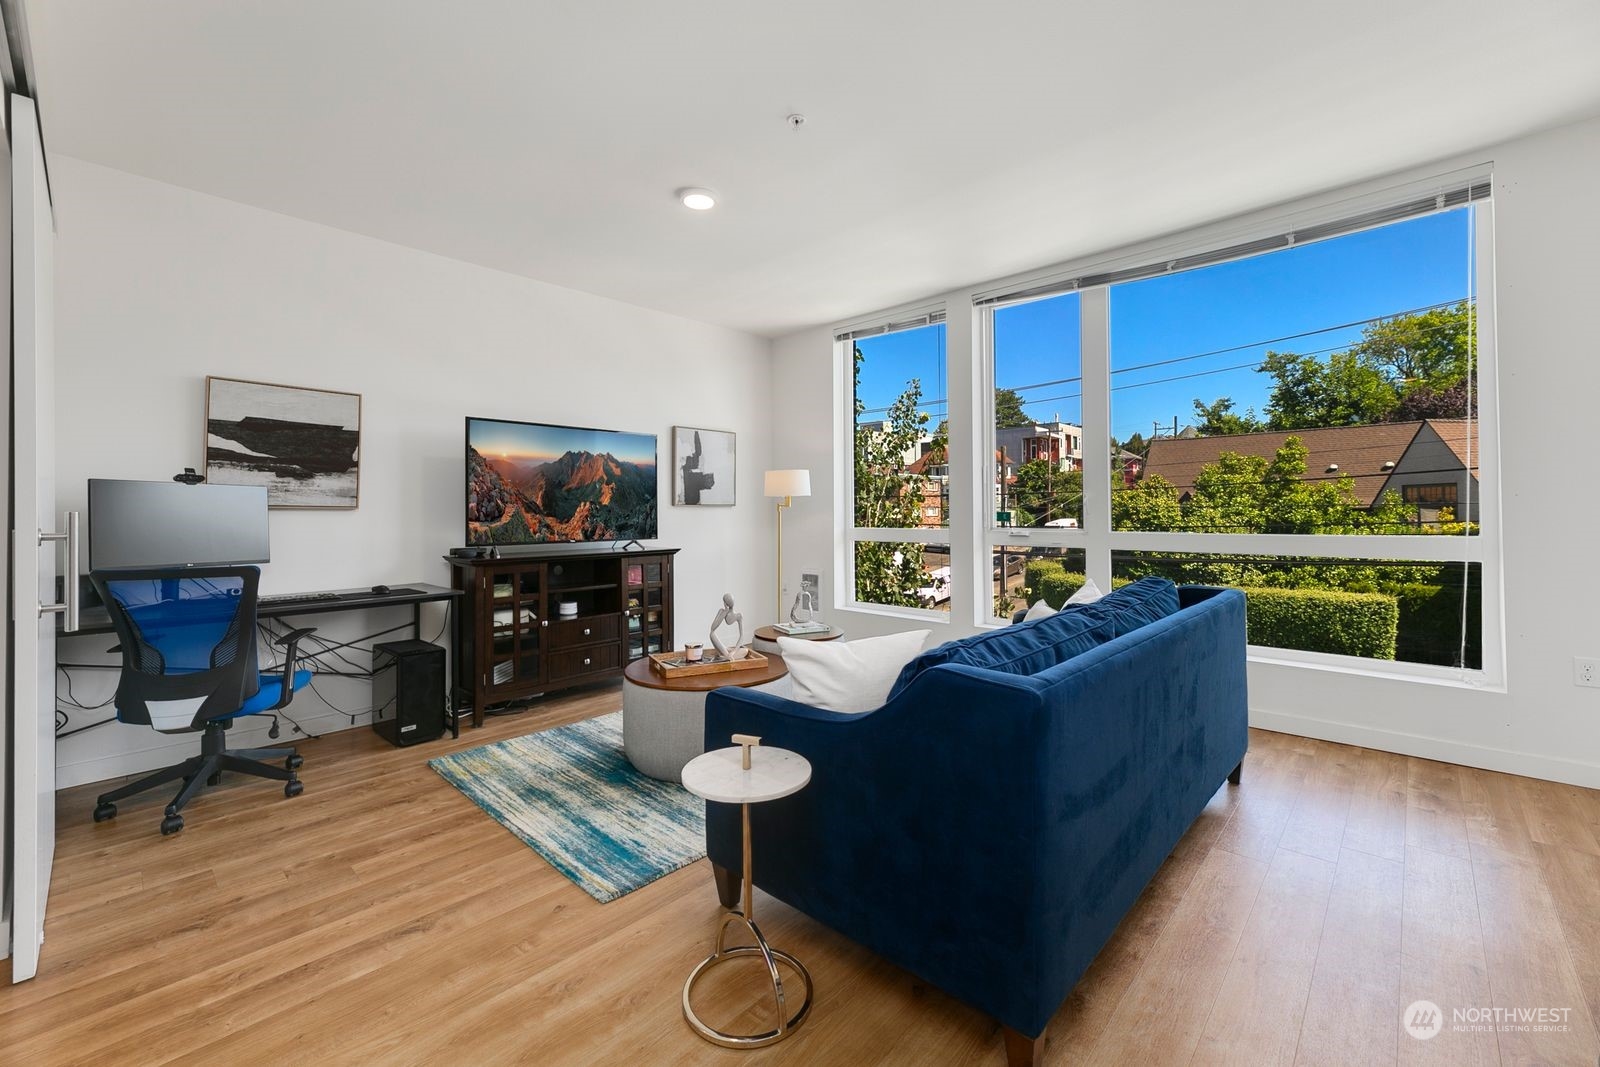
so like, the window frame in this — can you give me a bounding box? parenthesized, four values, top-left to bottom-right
(838, 307, 954, 622)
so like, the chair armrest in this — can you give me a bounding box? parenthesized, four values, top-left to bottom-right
(270, 626, 318, 709)
(273, 626, 318, 648)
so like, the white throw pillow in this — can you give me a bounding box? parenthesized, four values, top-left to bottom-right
(1066, 578, 1105, 606)
(1023, 599, 1057, 622)
(777, 629, 931, 713)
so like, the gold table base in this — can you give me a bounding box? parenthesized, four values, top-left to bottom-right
(682, 800, 813, 1048)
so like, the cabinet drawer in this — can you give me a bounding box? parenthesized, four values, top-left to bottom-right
(549, 615, 619, 649)
(548, 644, 620, 681)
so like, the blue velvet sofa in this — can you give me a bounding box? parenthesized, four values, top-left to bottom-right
(703, 580, 1248, 1066)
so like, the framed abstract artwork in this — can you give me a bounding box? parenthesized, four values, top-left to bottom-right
(205, 376, 362, 509)
(672, 426, 736, 506)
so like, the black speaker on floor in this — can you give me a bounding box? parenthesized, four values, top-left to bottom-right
(371, 639, 446, 747)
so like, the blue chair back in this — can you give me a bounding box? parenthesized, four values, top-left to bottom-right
(90, 566, 263, 732)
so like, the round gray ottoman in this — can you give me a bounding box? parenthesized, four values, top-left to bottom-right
(621, 657, 792, 783)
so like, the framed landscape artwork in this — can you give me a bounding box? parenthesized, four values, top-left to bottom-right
(205, 376, 362, 509)
(672, 426, 736, 506)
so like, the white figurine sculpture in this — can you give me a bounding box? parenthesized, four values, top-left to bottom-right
(710, 592, 748, 660)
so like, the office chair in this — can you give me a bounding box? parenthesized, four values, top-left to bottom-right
(88, 565, 315, 835)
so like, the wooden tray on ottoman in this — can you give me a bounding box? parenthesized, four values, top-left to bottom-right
(649, 649, 771, 677)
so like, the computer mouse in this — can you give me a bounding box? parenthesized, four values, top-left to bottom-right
(371, 584, 391, 596)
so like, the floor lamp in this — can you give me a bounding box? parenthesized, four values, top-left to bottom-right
(764, 469, 811, 623)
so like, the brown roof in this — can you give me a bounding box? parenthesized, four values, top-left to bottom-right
(1143, 422, 1430, 507)
(908, 446, 1012, 475)
(1423, 418, 1478, 472)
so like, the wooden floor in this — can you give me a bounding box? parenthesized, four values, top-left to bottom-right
(4, 685, 1599, 1066)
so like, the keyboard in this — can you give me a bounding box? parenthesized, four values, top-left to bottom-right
(260, 592, 341, 605)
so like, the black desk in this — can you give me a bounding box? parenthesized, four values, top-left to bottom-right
(63, 581, 461, 638)
(60, 581, 465, 738)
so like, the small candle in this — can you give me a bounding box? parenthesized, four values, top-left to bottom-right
(685, 644, 703, 662)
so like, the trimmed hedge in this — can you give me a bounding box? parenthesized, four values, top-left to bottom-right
(1023, 560, 1070, 603)
(1242, 586, 1398, 660)
(1385, 581, 1482, 669)
(1022, 560, 1399, 660)
(1023, 563, 1129, 610)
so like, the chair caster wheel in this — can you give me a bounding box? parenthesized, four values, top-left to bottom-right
(285, 754, 304, 771)
(285, 780, 304, 799)
(93, 802, 117, 822)
(160, 815, 184, 836)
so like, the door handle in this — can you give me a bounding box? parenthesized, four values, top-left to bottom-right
(39, 510, 80, 632)
(582, 627, 591, 636)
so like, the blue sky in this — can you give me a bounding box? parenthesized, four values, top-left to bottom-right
(855, 209, 1473, 443)
(469, 417, 656, 468)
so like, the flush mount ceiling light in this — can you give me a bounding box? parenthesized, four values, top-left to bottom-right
(677, 187, 717, 211)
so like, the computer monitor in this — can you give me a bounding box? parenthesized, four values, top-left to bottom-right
(88, 479, 270, 570)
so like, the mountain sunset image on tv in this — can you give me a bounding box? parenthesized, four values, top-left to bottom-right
(466, 417, 658, 545)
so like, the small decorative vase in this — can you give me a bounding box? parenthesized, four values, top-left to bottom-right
(790, 591, 817, 625)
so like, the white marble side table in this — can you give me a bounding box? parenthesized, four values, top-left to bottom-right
(680, 736, 813, 1048)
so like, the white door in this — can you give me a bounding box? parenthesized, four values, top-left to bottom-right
(9, 94, 68, 983)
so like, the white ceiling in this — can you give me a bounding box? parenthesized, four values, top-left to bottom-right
(27, 0, 1600, 338)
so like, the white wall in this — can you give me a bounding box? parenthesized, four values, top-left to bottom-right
(53, 157, 774, 788)
(772, 115, 1600, 789)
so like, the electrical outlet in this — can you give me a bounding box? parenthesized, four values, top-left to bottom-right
(1576, 657, 1600, 688)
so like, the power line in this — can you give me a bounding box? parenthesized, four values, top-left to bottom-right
(1104, 298, 1466, 379)
(859, 297, 1471, 418)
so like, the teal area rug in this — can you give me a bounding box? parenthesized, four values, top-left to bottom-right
(428, 712, 705, 903)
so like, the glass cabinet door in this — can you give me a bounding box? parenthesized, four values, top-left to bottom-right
(625, 556, 670, 659)
(486, 564, 543, 693)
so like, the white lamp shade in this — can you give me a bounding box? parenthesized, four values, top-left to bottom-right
(764, 469, 811, 498)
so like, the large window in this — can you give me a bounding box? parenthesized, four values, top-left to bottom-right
(1101, 204, 1484, 669)
(846, 315, 950, 612)
(842, 174, 1498, 681)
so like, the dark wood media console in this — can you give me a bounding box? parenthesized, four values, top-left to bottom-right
(447, 546, 677, 726)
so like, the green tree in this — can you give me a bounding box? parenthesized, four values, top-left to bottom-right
(1258, 302, 1476, 430)
(1111, 473, 1184, 532)
(995, 388, 1031, 429)
(1011, 460, 1083, 527)
(1354, 301, 1474, 390)
(1260, 350, 1397, 430)
(853, 347, 931, 606)
(1179, 437, 1364, 535)
(1192, 396, 1264, 436)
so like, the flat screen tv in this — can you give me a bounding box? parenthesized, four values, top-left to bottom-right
(466, 417, 657, 546)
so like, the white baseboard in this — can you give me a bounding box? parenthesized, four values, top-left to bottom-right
(1249, 706, 1600, 790)
(55, 707, 378, 790)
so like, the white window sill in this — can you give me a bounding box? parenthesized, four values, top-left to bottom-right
(839, 602, 952, 625)
(1247, 646, 1505, 693)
